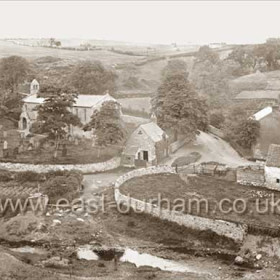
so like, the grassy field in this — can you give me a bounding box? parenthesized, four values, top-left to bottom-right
(0, 40, 143, 66)
(121, 173, 280, 229)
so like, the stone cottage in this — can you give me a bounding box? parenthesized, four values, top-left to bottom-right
(121, 121, 169, 167)
(265, 144, 280, 190)
(18, 93, 117, 138)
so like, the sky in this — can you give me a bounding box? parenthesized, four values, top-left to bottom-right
(0, 1, 279, 45)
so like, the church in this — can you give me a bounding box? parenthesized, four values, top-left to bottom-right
(18, 79, 117, 138)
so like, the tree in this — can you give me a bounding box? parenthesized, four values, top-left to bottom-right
(0, 56, 30, 94)
(69, 61, 117, 95)
(209, 112, 225, 129)
(229, 119, 260, 149)
(32, 86, 81, 158)
(153, 74, 208, 140)
(84, 101, 125, 147)
(196, 46, 220, 64)
(161, 59, 189, 79)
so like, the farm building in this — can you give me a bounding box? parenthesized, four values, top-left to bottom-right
(234, 90, 280, 110)
(121, 121, 169, 167)
(251, 106, 280, 159)
(18, 90, 117, 138)
(265, 144, 280, 190)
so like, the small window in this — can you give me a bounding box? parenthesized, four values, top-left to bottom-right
(277, 179, 280, 184)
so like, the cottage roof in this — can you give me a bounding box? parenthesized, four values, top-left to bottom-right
(266, 144, 280, 168)
(23, 93, 115, 108)
(140, 122, 167, 143)
(235, 90, 280, 100)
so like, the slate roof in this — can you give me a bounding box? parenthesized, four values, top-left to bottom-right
(235, 90, 280, 100)
(140, 122, 167, 143)
(23, 94, 115, 108)
(266, 144, 280, 168)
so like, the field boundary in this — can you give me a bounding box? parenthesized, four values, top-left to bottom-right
(0, 157, 120, 174)
(114, 165, 247, 243)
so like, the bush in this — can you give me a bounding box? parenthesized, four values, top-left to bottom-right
(209, 112, 225, 129)
(42, 173, 82, 204)
(0, 169, 13, 182)
(15, 171, 44, 183)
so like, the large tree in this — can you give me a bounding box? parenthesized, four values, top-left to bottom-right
(84, 101, 125, 146)
(0, 56, 30, 94)
(196, 46, 220, 64)
(69, 61, 117, 95)
(161, 59, 189, 79)
(32, 86, 81, 158)
(153, 74, 208, 140)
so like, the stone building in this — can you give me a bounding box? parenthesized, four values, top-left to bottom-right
(234, 90, 280, 110)
(18, 93, 117, 138)
(265, 144, 280, 190)
(236, 165, 265, 187)
(121, 121, 169, 167)
(251, 106, 280, 159)
(18, 79, 40, 96)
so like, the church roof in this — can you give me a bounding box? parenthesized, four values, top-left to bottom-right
(23, 94, 115, 108)
(266, 144, 280, 168)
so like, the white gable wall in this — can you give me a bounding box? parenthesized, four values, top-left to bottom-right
(265, 166, 280, 190)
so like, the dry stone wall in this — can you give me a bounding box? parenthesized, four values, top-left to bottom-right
(114, 166, 247, 243)
(0, 157, 120, 174)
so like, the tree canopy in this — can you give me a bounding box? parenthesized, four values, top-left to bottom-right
(0, 56, 30, 94)
(153, 74, 208, 140)
(84, 101, 125, 146)
(161, 59, 189, 79)
(196, 46, 220, 64)
(32, 86, 81, 157)
(69, 61, 117, 95)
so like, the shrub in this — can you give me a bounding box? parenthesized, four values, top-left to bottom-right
(209, 112, 225, 129)
(15, 171, 44, 183)
(42, 173, 82, 204)
(0, 169, 13, 182)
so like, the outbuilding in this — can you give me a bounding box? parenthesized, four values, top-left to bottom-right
(121, 122, 169, 167)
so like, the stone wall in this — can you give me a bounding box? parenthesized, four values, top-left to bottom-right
(237, 166, 265, 187)
(179, 163, 237, 182)
(114, 166, 246, 243)
(0, 157, 120, 174)
(208, 125, 225, 139)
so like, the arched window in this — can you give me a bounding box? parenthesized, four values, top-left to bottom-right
(22, 117, 27, 130)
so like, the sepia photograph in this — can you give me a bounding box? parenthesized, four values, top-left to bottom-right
(1, 0, 280, 279)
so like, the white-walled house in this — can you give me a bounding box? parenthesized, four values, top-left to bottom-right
(265, 144, 280, 190)
(18, 93, 117, 138)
